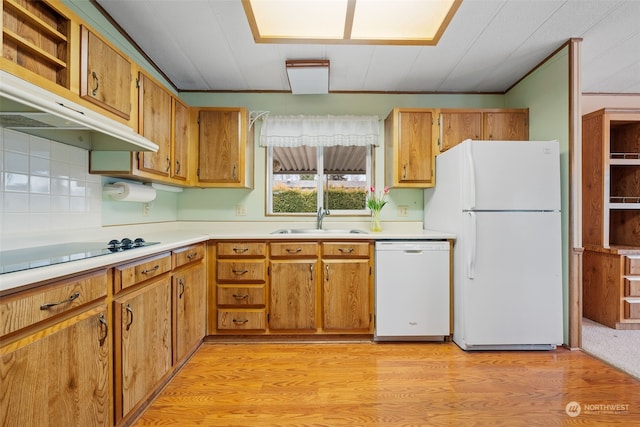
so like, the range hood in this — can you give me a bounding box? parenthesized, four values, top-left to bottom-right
(0, 71, 158, 152)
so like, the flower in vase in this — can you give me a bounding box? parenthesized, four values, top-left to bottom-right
(367, 186, 389, 212)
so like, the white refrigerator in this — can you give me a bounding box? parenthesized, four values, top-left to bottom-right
(424, 139, 563, 350)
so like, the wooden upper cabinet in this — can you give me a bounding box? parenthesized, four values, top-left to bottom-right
(438, 109, 529, 152)
(138, 72, 172, 176)
(439, 111, 482, 152)
(197, 107, 254, 188)
(483, 110, 529, 140)
(172, 98, 190, 181)
(80, 25, 131, 119)
(2, 0, 71, 88)
(385, 108, 435, 188)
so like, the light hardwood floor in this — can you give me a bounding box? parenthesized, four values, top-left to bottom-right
(133, 342, 640, 426)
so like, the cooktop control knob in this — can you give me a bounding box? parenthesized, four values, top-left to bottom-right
(134, 237, 146, 247)
(121, 238, 133, 249)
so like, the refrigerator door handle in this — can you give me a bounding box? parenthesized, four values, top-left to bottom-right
(466, 211, 477, 279)
(466, 143, 476, 209)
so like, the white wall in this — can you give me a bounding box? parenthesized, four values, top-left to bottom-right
(0, 129, 102, 235)
(582, 94, 640, 114)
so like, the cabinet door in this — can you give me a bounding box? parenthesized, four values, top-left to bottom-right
(385, 108, 435, 188)
(115, 277, 172, 421)
(269, 260, 318, 330)
(439, 111, 482, 152)
(172, 98, 190, 181)
(138, 72, 172, 176)
(198, 109, 242, 183)
(174, 263, 206, 362)
(483, 111, 528, 140)
(0, 306, 110, 427)
(397, 110, 433, 183)
(80, 25, 131, 119)
(322, 260, 370, 331)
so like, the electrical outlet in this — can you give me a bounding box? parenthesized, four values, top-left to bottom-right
(143, 203, 150, 217)
(235, 204, 247, 216)
(398, 205, 409, 217)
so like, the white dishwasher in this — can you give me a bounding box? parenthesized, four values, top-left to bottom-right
(374, 240, 450, 341)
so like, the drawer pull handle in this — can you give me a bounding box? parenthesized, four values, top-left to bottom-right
(141, 265, 160, 274)
(125, 304, 134, 330)
(232, 269, 249, 275)
(40, 291, 80, 310)
(233, 318, 249, 325)
(286, 248, 302, 254)
(187, 252, 198, 260)
(310, 264, 314, 281)
(338, 248, 354, 254)
(233, 293, 249, 300)
(98, 314, 108, 346)
(233, 247, 249, 253)
(325, 264, 330, 281)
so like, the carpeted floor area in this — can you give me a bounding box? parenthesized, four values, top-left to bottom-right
(581, 318, 640, 380)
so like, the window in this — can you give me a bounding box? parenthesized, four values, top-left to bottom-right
(260, 114, 378, 215)
(267, 145, 372, 214)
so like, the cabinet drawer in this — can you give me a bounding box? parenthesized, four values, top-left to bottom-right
(217, 309, 266, 330)
(270, 242, 318, 258)
(624, 256, 640, 275)
(625, 278, 640, 297)
(624, 300, 640, 319)
(217, 260, 266, 283)
(0, 269, 108, 337)
(217, 286, 265, 307)
(115, 253, 172, 291)
(322, 242, 370, 258)
(217, 242, 266, 258)
(173, 243, 206, 268)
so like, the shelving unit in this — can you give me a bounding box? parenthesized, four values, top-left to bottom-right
(582, 108, 640, 329)
(2, 0, 69, 87)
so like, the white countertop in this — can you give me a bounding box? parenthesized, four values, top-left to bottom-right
(0, 221, 455, 293)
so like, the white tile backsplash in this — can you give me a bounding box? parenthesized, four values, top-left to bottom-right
(1, 129, 101, 234)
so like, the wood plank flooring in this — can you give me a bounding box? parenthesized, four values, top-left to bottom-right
(133, 342, 640, 426)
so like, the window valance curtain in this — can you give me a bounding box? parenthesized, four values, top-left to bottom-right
(259, 114, 380, 147)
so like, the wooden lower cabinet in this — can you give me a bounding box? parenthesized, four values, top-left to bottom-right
(114, 276, 172, 422)
(0, 305, 111, 427)
(583, 247, 640, 329)
(322, 259, 372, 331)
(173, 243, 207, 362)
(211, 239, 373, 335)
(269, 259, 319, 331)
(173, 257, 206, 363)
(214, 241, 267, 333)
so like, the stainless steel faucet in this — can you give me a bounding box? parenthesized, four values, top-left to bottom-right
(316, 207, 330, 229)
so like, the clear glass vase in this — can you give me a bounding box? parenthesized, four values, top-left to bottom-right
(370, 210, 382, 232)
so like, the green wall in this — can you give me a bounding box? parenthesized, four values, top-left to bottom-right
(177, 92, 506, 224)
(506, 46, 571, 343)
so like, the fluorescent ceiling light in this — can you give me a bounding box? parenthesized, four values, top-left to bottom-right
(286, 60, 329, 94)
(242, 0, 462, 45)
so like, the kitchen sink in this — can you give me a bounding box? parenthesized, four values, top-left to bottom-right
(271, 228, 367, 235)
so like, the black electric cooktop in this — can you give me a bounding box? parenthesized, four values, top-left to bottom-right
(0, 238, 159, 274)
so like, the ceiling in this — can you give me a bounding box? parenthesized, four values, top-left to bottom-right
(94, 0, 640, 94)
